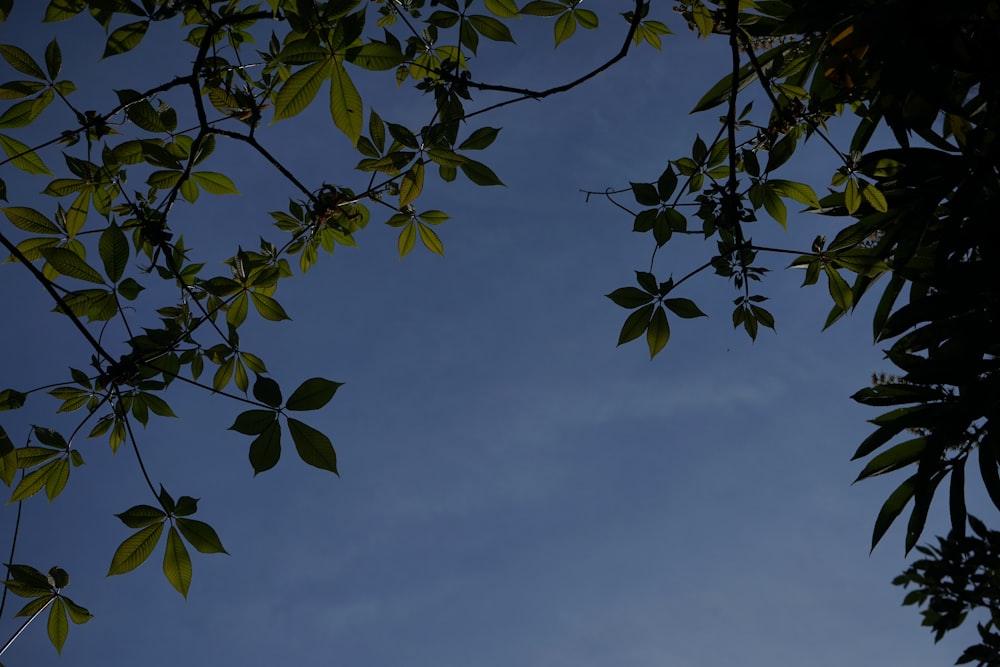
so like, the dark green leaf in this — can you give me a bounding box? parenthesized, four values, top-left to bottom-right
(229, 409, 277, 435)
(287, 418, 338, 474)
(871, 474, 917, 552)
(606, 287, 654, 309)
(115, 504, 167, 529)
(0, 44, 46, 79)
(48, 598, 68, 654)
(252, 375, 282, 407)
(664, 298, 707, 319)
(98, 222, 128, 283)
(617, 303, 654, 346)
(176, 518, 227, 554)
(646, 305, 669, 358)
(102, 21, 148, 58)
(249, 420, 281, 474)
(286, 378, 343, 411)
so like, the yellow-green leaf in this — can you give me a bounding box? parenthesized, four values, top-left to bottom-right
(0, 133, 53, 175)
(399, 162, 424, 207)
(417, 222, 444, 255)
(273, 60, 328, 121)
(108, 522, 164, 575)
(329, 58, 363, 143)
(163, 526, 192, 597)
(646, 305, 670, 358)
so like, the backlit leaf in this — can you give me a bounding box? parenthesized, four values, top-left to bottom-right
(108, 522, 164, 575)
(287, 418, 338, 474)
(162, 526, 192, 597)
(286, 378, 343, 411)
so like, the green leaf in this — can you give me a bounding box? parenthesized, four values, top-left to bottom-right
(399, 162, 424, 207)
(103, 20, 148, 58)
(469, 15, 515, 42)
(98, 223, 128, 283)
(248, 420, 281, 474)
(252, 375, 282, 407)
(45, 458, 69, 501)
(328, 58, 363, 144)
(287, 418, 338, 474)
(44, 39, 62, 79)
(44, 0, 87, 22)
(176, 518, 228, 554)
(62, 596, 92, 624)
(191, 172, 239, 195)
(844, 177, 861, 214)
(40, 247, 105, 284)
(484, 0, 519, 17)
(574, 8, 598, 29)
(0, 44, 46, 79)
(163, 526, 192, 597)
(855, 438, 926, 482)
(115, 504, 167, 529)
(824, 264, 852, 311)
(229, 409, 277, 435)
(417, 221, 444, 255)
(860, 180, 888, 212)
(48, 597, 68, 654)
(108, 522, 164, 575)
(646, 305, 669, 358)
(397, 222, 416, 257)
(617, 303, 654, 346)
(250, 291, 291, 321)
(553, 11, 576, 46)
(227, 292, 248, 329)
(769, 179, 821, 208)
(460, 159, 504, 186)
(0, 133, 53, 175)
(520, 1, 564, 17)
(286, 378, 343, 411)
(2, 206, 59, 234)
(273, 60, 327, 121)
(9, 460, 59, 502)
(664, 298, 707, 319)
(871, 474, 917, 552)
(630, 182, 659, 206)
(347, 42, 405, 70)
(457, 127, 500, 152)
(606, 287, 654, 309)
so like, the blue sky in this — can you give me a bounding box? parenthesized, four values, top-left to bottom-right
(0, 2, 990, 666)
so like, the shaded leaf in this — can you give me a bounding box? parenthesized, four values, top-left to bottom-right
(287, 418, 338, 474)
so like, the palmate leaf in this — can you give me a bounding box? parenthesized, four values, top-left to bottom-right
(48, 597, 68, 654)
(287, 418, 338, 474)
(108, 522, 164, 576)
(163, 526, 192, 597)
(0, 44, 46, 79)
(0, 133, 53, 175)
(285, 378, 343, 411)
(646, 305, 669, 358)
(329, 57, 363, 143)
(40, 247, 105, 284)
(274, 60, 328, 121)
(176, 518, 228, 554)
(249, 420, 281, 474)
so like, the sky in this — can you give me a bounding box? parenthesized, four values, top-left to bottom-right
(0, 2, 991, 666)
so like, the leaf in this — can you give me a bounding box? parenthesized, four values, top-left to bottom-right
(469, 15, 515, 42)
(646, 305, 669, 358)
(0, 133, 53, 175)
(606, 287, 654, 309)
(0, 44, 46, 79)
(40, 247, 105, 284)
(399, 162, 424, 207)
(664, 298, 707, 319)
(417, 222, 444, 255)
(574, 9, 598, 29)
(553, 11, 576, 46)
(250, 291, 291, 321)
(630, 182, 659, 206)
(459, 127, 500, 150)
(397, 222, 416, 257)
(98, 223, 128, 283)
(48, 597, 68, 654)
(2, 206, 59, 234)
(45, 458, 69, 501)
(844, 177, 861, 214)
(824, 264, 852, 311)
(252, 375, 282, 407)
(285, 378, 343, 411)
(163, 526, 192, 597)
(520, 1, 564, 16)
(62, 597, 92, 624)
(44, 38, 61, 79)
(103, 20, 148, 58)
(191, 172, 239, 195)
(10, 460, 59, 502)
(115, 504, 167, 529)
(871, 474, 917, 552)
(347, 42, 405, 70)
(108, 522, 164, 575)
(248, 420, 281, 474)
(229, 409, 277, 435)
(854, 438, 926, 482)
(769, 179, 821, 208)
(287, 418, 338, 474)
(176, 518, 227, 554)
(860, 180, 888, 212)
(617, 303, 654, 346)
(44, 0, 87, 22)
(484, 0, 519, 18)
(329, 58, 363, 144)
(273, 60, 327, 121)
(460, 159, 504, 186)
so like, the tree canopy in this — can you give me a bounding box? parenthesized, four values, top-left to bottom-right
(0, 0, 997, 664)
